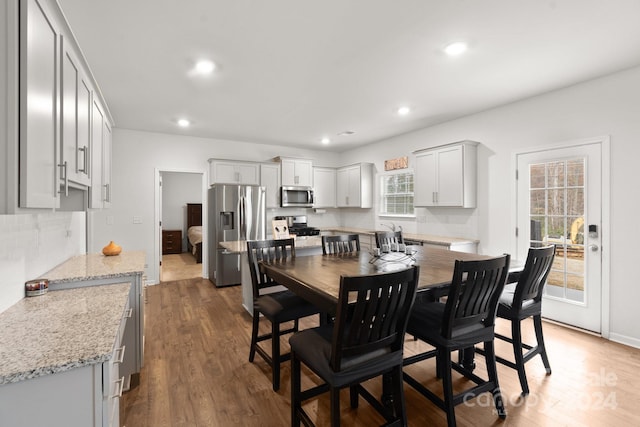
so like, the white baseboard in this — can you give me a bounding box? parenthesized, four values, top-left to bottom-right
(609, 333, 640, 349)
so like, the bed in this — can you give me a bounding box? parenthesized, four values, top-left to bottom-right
(187, 203, 203, 263)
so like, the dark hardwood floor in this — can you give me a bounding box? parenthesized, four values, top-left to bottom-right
(121, 278, 640, 426)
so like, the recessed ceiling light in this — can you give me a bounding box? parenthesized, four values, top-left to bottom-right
(444, 42, 467, 56)
(194, 59, 216, 75)
(177, 118, 190, 127)
(397, 106, 411, 116)
(321, 137, 331, 145)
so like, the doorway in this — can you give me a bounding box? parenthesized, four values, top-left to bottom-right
(155, 169, 206, 284)
(515, 137, 610, 334)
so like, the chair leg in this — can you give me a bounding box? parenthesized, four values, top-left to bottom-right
(291, 352, 301, 427)
(330, 387, 341, 427)
(349, 386, 359, 409)
(391, 365, 408, 425)
(511, 320, 529, 395)
(484, 340, 506, 419)
(249, 309, 260, 362)
(533, 314, 552, 375)
(439, 348, 457, 427)
(272, 320, 281, 391)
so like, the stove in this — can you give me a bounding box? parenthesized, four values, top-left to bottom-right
(275, 215, 320, 236)
(289, 226, 320, 236)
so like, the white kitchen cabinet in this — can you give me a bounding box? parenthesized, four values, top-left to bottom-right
(17, 0, 114, 211)
(260, 162, 281, 208)
(336, 163, 373, 208)
(60, 36, 91, 190)
(413, 140, 478, 208)
(89, 99, 104, 208)
(19, 0, 61, 209)
(102, 121, 112, 207)
(209, 159, 260, 185)
(312, 167, 337, 208)
(279, 157, 313, 186)
(89, 99, 113, 209)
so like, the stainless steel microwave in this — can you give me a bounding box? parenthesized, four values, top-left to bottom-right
(281, 186, 314, 208)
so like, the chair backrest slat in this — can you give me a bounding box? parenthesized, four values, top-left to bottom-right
(514, 245, 555, 306)
(330, 266, 420, 371)
(442, 255, 510, 339)
(374, 231, 404, 248)
(246, 238, 296, 297)
(322, 234, 360, 255)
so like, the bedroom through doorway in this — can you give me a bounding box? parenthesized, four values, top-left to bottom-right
(159, 170, 204, 282)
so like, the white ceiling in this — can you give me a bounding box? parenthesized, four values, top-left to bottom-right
(58, 0, 640, 152)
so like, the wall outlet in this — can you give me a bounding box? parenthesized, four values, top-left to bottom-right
(133, 216, 142, 224)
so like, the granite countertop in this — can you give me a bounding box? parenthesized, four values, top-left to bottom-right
(0, 283, 130, 385)
(321, 227, 479, 246)
(40, 250, 146, 284)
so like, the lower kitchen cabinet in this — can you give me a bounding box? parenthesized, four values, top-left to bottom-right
(0, 363, 122, 427)
(0, 285, 129, 427)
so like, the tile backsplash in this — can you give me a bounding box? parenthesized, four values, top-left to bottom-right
(0, 212, 86, 313)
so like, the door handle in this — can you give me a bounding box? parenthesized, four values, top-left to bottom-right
(589, 244, 599, 252)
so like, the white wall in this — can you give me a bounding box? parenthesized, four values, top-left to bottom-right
(338, 65, 640, 347)
(161, 171, 202, 252)
(0, 212, 86, 312)
(89, 130, 341, 285)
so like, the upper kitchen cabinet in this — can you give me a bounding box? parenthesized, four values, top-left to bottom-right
(60, 36, 91, 190)
(278, 157, 313, 187)
(209, 159, 260, 185)
(19, 0, 61, 209)
(336, 163, 373, 208)
(260, 162, 281, 208)
(88, 99, 113, 209)
(312, 167, 336, 208)
(413, 140, 478, 208)
(17, 0, 114, 210)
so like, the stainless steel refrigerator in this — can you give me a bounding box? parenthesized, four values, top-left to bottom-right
(208, 184, 266, 287)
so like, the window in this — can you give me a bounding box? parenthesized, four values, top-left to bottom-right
(380, 172, 414, 216)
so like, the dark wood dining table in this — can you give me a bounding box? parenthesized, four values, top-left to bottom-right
(260, 245, 507, 411)
(260, 245, 496, 315)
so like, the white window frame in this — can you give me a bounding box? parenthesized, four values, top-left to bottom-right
(379, 170, 415, 218)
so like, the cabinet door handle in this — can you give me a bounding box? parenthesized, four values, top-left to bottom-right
(114, 345, 126, 364)
(111, 376, 125, 399)
(58, 161, 68, 196)
(78, 146, 87, 173)
(103, 183, 110, 202)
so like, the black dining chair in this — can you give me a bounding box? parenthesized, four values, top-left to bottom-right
(374, 230, 404, 249)
(403, 254, 511, 427)
(477, 245, 555, 395)
(289, 266, 420, 427)
(246, 238, 322, 391)
(321, 234, 360, 255)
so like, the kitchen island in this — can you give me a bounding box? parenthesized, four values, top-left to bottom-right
(219, 236, 323, 314)
(38, 251, 146, 389)
(0, 283, 130, 427)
